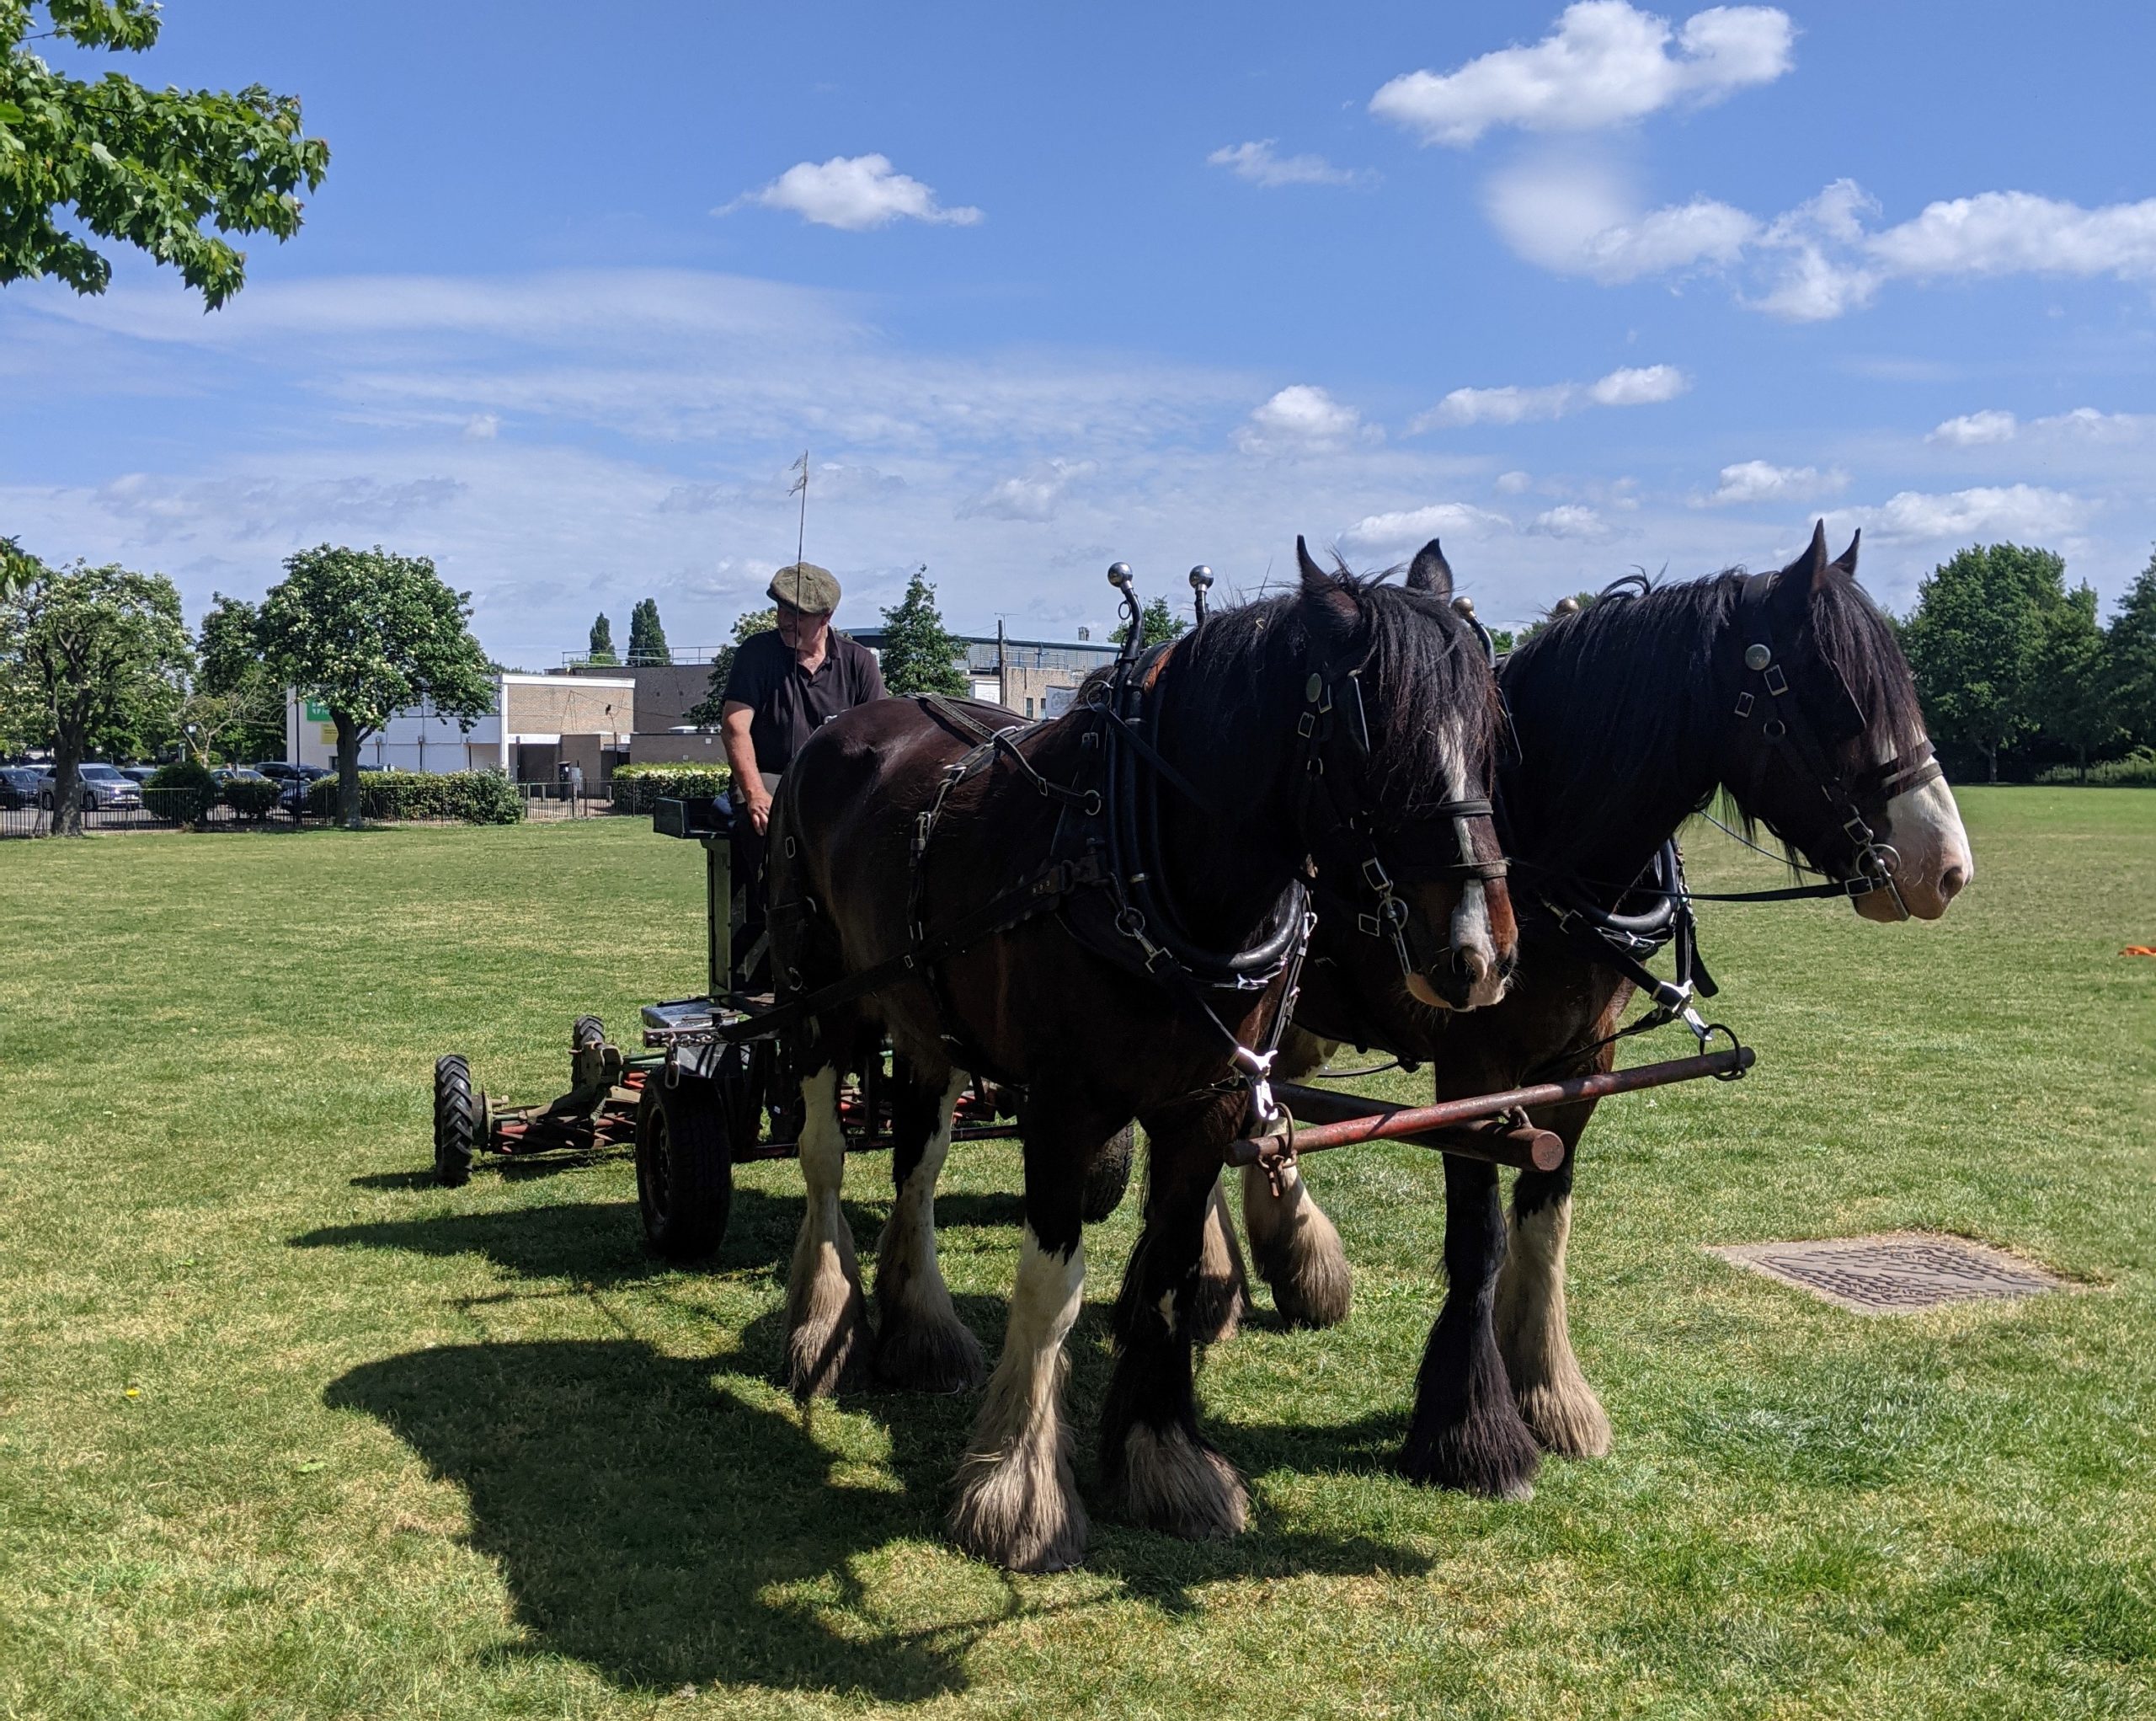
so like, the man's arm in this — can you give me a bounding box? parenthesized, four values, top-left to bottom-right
(719, 703, 769, 832)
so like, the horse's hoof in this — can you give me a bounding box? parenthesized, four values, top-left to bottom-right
(785, 1279, 873, 1400)
(1107, 1423, 1249, 1541)
(875, 1310, 987, 1395)
(1518, 1378, 1614, 1460)
(1185, 1273, 1245, 1345)
(949, 1440, 1089, 1571)
(1398, 1409, 1542, 1499)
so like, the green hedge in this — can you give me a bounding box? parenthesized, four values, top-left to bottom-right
(2036, 747, 2156, 788)
(222, 777, 283, 821)
(147, 760, 217, 826)
(305, 769, 526, 825)
(607, 762, 731, 815)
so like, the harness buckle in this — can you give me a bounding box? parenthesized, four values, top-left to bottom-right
(1733, 691, 1755, 719)
(1764, 665, 1789, 697)
(1360, 854, 1392, 892)
(1296, 711, 1317, 740)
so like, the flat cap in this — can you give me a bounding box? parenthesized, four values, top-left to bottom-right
(767, 562, 841, 614)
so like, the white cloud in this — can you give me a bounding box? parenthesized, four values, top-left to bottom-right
(1530, 503, 1609, 539)
(1414, 363, 1687, 429)
(1588, 363, 1689, 406)
(1929, 409, 2018, 446)
(1207, 141, 1365, 189)
(1340, 502, 1513, 553)
(1864, 484, 2089, 542)
(956, 459, 1096, 522)
(1371, 2, 1795, 146)
(1488, 165, 2156, 319)
(1702, 460, 1846, 505)
(462, 413, 499, 441)
(724, 153, 983, 231)
(2036, 406, 2148, 441)
(1483, 157, 1756, 283)
(1495, 469, 1533, 494)
(1236, 384, 1372, 452)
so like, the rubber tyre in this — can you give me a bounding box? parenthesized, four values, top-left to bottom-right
(434, 1055, 480, 1188)
(1081, 1123, 1138, 1224)
(637, 1074, 734, 1259)
(572, 1014, 606, 1050)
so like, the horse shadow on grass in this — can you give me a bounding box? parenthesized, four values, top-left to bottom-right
(310, 1197, 1438, 1697)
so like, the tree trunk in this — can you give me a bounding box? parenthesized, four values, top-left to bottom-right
(50, 722, 84, 837)
(335, 711, 364, 830)
(2078, 746, 2088, 785)
(1985, 741, 1999, 784)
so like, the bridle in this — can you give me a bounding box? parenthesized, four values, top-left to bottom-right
(1293, 648, 1508, 988)
(1728, 572, 1943, 919)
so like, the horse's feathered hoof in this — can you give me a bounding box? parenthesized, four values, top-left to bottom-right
(1397, 1404, 1541, 1499)
(875, 1307, 987, 1395)
(1107, 1423, 1249, 1540)
(1187, 1180, 1248, 1344)
(786, 1227, 873, 1400)
(949, 1428, 1089, 1571)
(1518, 1376, 1614, 1460)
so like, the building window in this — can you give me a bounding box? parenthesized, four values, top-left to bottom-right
(1025, 697, 1034, 719)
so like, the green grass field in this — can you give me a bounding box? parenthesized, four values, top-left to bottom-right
(2, 790, 2151, 1719)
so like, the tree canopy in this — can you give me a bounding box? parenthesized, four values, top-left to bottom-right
(877, 569, 968, 697)
(1900, 543, 2063, 783)
(257, 544, 493, 826)
(586, 612, 616, 665)
(1, 1, 330, 307)
(186, 591, 284, 764)
(628, 597, 670, 665)
(2108, 553, 2156, 752)
(1111, 595, 1187, 649)
(0, 549, 189, 831)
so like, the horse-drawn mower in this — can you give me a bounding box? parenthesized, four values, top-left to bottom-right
(430, 794, 1136, 1255)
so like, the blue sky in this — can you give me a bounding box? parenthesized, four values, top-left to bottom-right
(5, 0, 2153, 664)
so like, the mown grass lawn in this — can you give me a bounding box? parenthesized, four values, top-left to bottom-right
(1, 789, 2150, 1719)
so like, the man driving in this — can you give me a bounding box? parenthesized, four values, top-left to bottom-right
(718, 563, 886, 976)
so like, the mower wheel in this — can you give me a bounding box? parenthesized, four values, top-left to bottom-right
(434, 1055, 482, 1188)
(637, 1074, 734, 1259)
(572, 1014, 606, 1050)
(1081, 1122, 1138, 1223)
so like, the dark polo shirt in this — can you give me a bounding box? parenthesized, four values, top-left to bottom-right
(722, 629, 887, 776)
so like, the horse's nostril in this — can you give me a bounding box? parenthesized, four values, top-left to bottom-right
(1453, 947, 1492, 983)
(1939, 864, 1967, 902)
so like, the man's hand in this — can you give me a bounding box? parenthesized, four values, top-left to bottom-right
(744, 784, 773, 833)
(720, 702, 766, 831)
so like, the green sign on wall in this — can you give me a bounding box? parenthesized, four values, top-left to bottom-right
(303, 698, 330, 722)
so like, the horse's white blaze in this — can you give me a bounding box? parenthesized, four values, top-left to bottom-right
(1860, 739, 1975, 922)
(1440, 715, 1508, 1007)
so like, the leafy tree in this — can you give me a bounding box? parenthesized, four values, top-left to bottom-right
(0, 551, 189, 833)
(686, 606, 777, 726)
(1901, 543, 2063, 783)
(2108, 552, 2156, 751)
(586, 612, 616, 665)
(2031, 581, 2114, 782)
(257, 544, 494, 829)
(877, 569, 968, 697)
(627, 597, 670, 665)
(184, 591, 284, 764)
(1110, 594, 1188, 649)
(1487, 628, 1517, 655)
(1, 1, 330, 307)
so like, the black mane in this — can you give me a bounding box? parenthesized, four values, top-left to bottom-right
(1498, 565, 1925, 874)
(1161, 574, 1499, 822)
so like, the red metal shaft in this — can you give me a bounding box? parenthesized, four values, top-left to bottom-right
(1230, 1045, 1753, 1168)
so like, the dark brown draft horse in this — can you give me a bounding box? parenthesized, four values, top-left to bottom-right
(766, 546, 1514, 1570)
(1229, 524, 1974, 1499)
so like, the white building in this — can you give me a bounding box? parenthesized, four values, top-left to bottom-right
(286, 672, 638, 781)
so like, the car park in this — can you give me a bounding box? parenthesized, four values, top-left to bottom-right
(72, 764, 143, 810)
(0, 766, 45, 810)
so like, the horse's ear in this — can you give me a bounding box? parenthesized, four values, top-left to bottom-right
(1831, 527, 1861, 578)
(1774, 519, 1832, 611)
(1295, 535, 1361, 650)
(1406, 538, 1453, 597)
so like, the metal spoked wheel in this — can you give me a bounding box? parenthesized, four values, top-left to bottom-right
(434, 1054, 482, 1188)
(636, 1073, 734, 1259)
(1081, 1122, 1138, 1223)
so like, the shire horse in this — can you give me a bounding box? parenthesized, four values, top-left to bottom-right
(766, 546, 1513, 1570)
(1226, 523, 1975, 1498)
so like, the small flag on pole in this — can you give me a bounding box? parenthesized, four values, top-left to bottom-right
(788, 450, 809, 497)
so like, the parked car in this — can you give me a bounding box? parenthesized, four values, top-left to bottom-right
(69, 764, 144, 810)
(120, 766, 160, 785)
(0, 766, 45, 810)
(250, 762, 328, 783)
